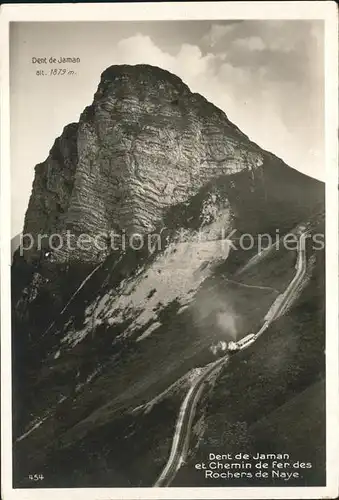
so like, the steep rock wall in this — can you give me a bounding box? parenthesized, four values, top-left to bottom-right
(22, 64, 264, 263)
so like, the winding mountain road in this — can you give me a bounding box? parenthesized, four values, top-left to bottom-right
(154, 231, 308, 487)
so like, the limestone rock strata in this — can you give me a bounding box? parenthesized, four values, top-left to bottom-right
(22, 64, 264, 263)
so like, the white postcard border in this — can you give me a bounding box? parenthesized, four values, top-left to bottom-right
(1, 2, 338, 500)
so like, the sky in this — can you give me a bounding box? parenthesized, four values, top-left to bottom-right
(10, 20, 324, 236)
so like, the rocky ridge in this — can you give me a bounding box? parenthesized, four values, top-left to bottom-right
(12, 64, 325, 488)
(22, 64, 267, 264)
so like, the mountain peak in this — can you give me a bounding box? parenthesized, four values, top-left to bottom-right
(19, 64, 322, 266)
(100, 63, 191, 94)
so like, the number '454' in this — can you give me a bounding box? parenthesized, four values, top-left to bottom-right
(28, 474, 44, 481)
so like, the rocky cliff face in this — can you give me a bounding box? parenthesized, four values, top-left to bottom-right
(23, 64, 268, 264)
(13, 63, 324, 359)
(12, 64, 325, 488)
(15, 65, 323, 335)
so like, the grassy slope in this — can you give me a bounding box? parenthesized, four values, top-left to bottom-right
(174, 248, 325, 487)
(15, 239, 324, 488)
(12, 158, 325, 487)
(15, 375, 190, 487)
(249, 379, 325, 485)
(14, 256, 278, 484)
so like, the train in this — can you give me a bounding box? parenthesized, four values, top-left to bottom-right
(227, 333, 256, 352)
